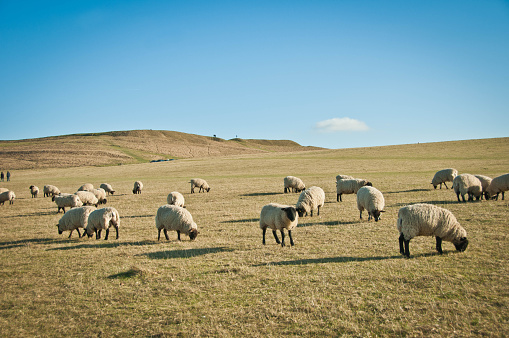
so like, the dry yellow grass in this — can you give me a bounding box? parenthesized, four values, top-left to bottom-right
(0, 137, 507, 336)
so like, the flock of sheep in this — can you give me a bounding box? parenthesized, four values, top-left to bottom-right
(0, 169, 507, 258)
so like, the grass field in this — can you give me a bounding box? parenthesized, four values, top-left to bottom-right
(0, 137, 508, 336)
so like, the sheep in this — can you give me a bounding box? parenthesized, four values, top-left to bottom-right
(259, 203, 298, 247)
(283, 176, 305, 193)
(336, 174, 354, 181)
(431, 168, 458, 189)
(75, 191, 99, 206)
(155, 205, 199, 241)
(167, 191, 185, 208)
(0, 187, 8, 193)
(0, 190, 15, 205)
(296, 186, 325, 217)
(336, 178, 372, 202)
(397, 203, 468, 257)
(90, 188, 107, 205)
(56, 206, 95, 238)
(84, 207, 120, 240)
(78, 183, 94, 192)
(486, 173, 509, 201)
(474, 175, 492, 200)
(133, 181, 143, 194)
(54, 194, 83, 213)
(100, 183, 115, 195)
(43, 185, 60, 197)
(356, 186, 385, 222)
(452, 174, 482, 202)
(190, 178, 210, 193)
(29, 185, 39, 198)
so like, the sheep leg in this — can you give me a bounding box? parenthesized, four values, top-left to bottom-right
(157, 229, 161, 241)
(104, 229, 109, 240)
(164, 229, 170, 240)
(97, 229, 102, 239)
(404, 239, 410, 257)
(262, 228, 267, 245)
(288, 230, 294, 246)
(177, 230, 181, 241)
(76, 229, 82, 238)
(502, 192, 505, 200)
(317, 206, 320, 216)
(399, 233, 405, 255)
(443, 182, 448, 189)
(68, 230, 73, 238)
(455, 192, 461, 202)
(435, 236, 443, 254)
(280, 230, 286, 247)
(115, 226, 119, 239)
(310, 210, 314, 217)
(272, 230, 280, 244)
(359, 210, 363, 219)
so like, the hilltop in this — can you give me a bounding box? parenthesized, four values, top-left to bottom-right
(0, 130, 323, 169)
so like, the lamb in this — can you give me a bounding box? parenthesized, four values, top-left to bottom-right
(474, 175, 492, 200)
(0, 190, 15, 205)
(56, 206, 95, 238)
(486, 173, 509, 200)
(167, 191, 185, 208)
(452, 174, 482, 202)
(43, 185, 60, 197)
(78, 183, 94, 191)
(397, 203, 468, 257)
(356, 186, 385, 222)
(283, 176, 305, 193)
(336, 174, 354, 181)
(431, 168, 458, 189)
(29, 185, 39, 198)
(54, 194, 83, 213)
(296, 186, 325, 217)
(336, 178, 372, 202)
(155, 205, 199, 241)
(133, 181, 143, 194)
(259, 203, 298, 247)
(75, 191, 99, 206)
(190, 178, 210, 193)
(84, 207, 120, 240)
(100, 183, 115, 195)
(90, 188, 107, 205)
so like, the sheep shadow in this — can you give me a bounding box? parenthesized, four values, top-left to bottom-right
(241, 192, 282, 197)
(253, 255, 404, 267)
(2, 210, 57, 218)
(390, 200, 459, 208)
(384, 188, 431, 194)
(122, 214, 154, 219)
(297, 220, 358, 227)
(47, 240, 158, 250)
(139, 246, 234, 259)
(221, 218, 259, 224)
(0, 238, 59, 250)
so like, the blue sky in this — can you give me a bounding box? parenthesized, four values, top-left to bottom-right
(1, 0, 508, 149)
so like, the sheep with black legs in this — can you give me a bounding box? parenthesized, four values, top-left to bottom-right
(29, 185, 39, 198)
(190, 178, 210, 193)
(296, 186, 325, 217)
(431, 168, 458, 189)
(43, 185, 60, 197)
(100, 183, 115, 195)
(336, 178, 372, 202)
(133, 181, 143, 194)
(78, 183, 94, 192)
(452, 174, 482, 202)
(54, 194, 83, 213)
(397, 203, 468, 257)
(155, 205, 199, 241)
(0, 190, 15, 205)
(486, 173, 509, 200)
(474, 175, 492, 200)
(259, 203, 298, 247)
(56, 206, 95, 238)
(283, 176, 305, 193)
(84, 207, 120, 240)
(356, 186, 385, 222)
(75, 191, 99, 206)
(167, 191, 185, 208)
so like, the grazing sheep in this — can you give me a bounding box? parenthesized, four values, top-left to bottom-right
(0, 190, 15, 205)
(296, 186, 325, 217)
(452, 174, 482, 202)
(84, 207, 120, 240)
(75, 191, 99, 206)
(43, 185, 60, 197)
(283, 176, 305, 193)
(486, 173, 509, 201)
(133, 181, 143, 194)
(397, 203, 468, 257)
(336, 178, 372, 202)
(0, 188, 8, 193)
(167, 191, 185, 208)
(54, 194, 83, 213)
(190, 178, 210, 193)
(259, 203, 298, 247)
(336, 174, 354, 181)
(99, 183, 115, 195)
(56, 206, 95, 238)
(29, 185, 39, 198)
(357, 186, 385, 222)
(78, 183, 94, 192)
(155, 205, 199, 241)
(474, 175, 493, 200)
(90, 188, 107, 205)
(431, 168, 458, 189)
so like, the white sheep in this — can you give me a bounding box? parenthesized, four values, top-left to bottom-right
(259, 203, 298, 247)
(90, 188, 107, 205)
(336, 174, 354, 181)
(133, 181, 143, 194)
(29, 185, 39, 198)
(167, 191, 185, 208)
(56, 206, 95, 238)
(336, 178, 372, 202)
(0, 190, 15, 205)
(356, 186, 385, 222)
(75, 191, 99, 206)
(397, 203, 468, 257)
(486, 173, 509, 201)
(296, 186, 325, 217)
(84, 207, 120, 240)
(78, 183, 94, 192)
(100, 183, 115, 195)
(190, 178, 210, 193)
(54, 194, 83, 213)
(474, 175, 492, 200)
(283, 176, 305, 193)
(155, 205, 199, 241)
(452, 174, 482, 202)
(431, 168, 458, 189)
(43, 185, 60, 197)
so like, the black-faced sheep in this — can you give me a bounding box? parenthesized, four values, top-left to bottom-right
(56, 206, 96, 238)
(155, 205, 199, 241)
(431, 168, 458, 189)
(259, 203, 298, 247)
(0, 190, 15, 205)
(336, 178, 372, 202)
(452, 174, 482, 202)
(283, 176, 305, 193)
(190, 178, 210, 193)
(84, 207, 120, 240)
(29, 185, 39, 198)
(296, 186, 325, 217)
(133, 181, 143, 194)
(356, 186, 385, 222)
(486, 173, 509, 200)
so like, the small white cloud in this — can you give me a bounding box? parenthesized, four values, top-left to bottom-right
(315, 117, 369, 132)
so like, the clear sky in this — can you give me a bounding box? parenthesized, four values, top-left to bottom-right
(1, 1, 508, 149)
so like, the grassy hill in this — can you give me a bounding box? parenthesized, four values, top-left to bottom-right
(0, 129, 322, 169)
